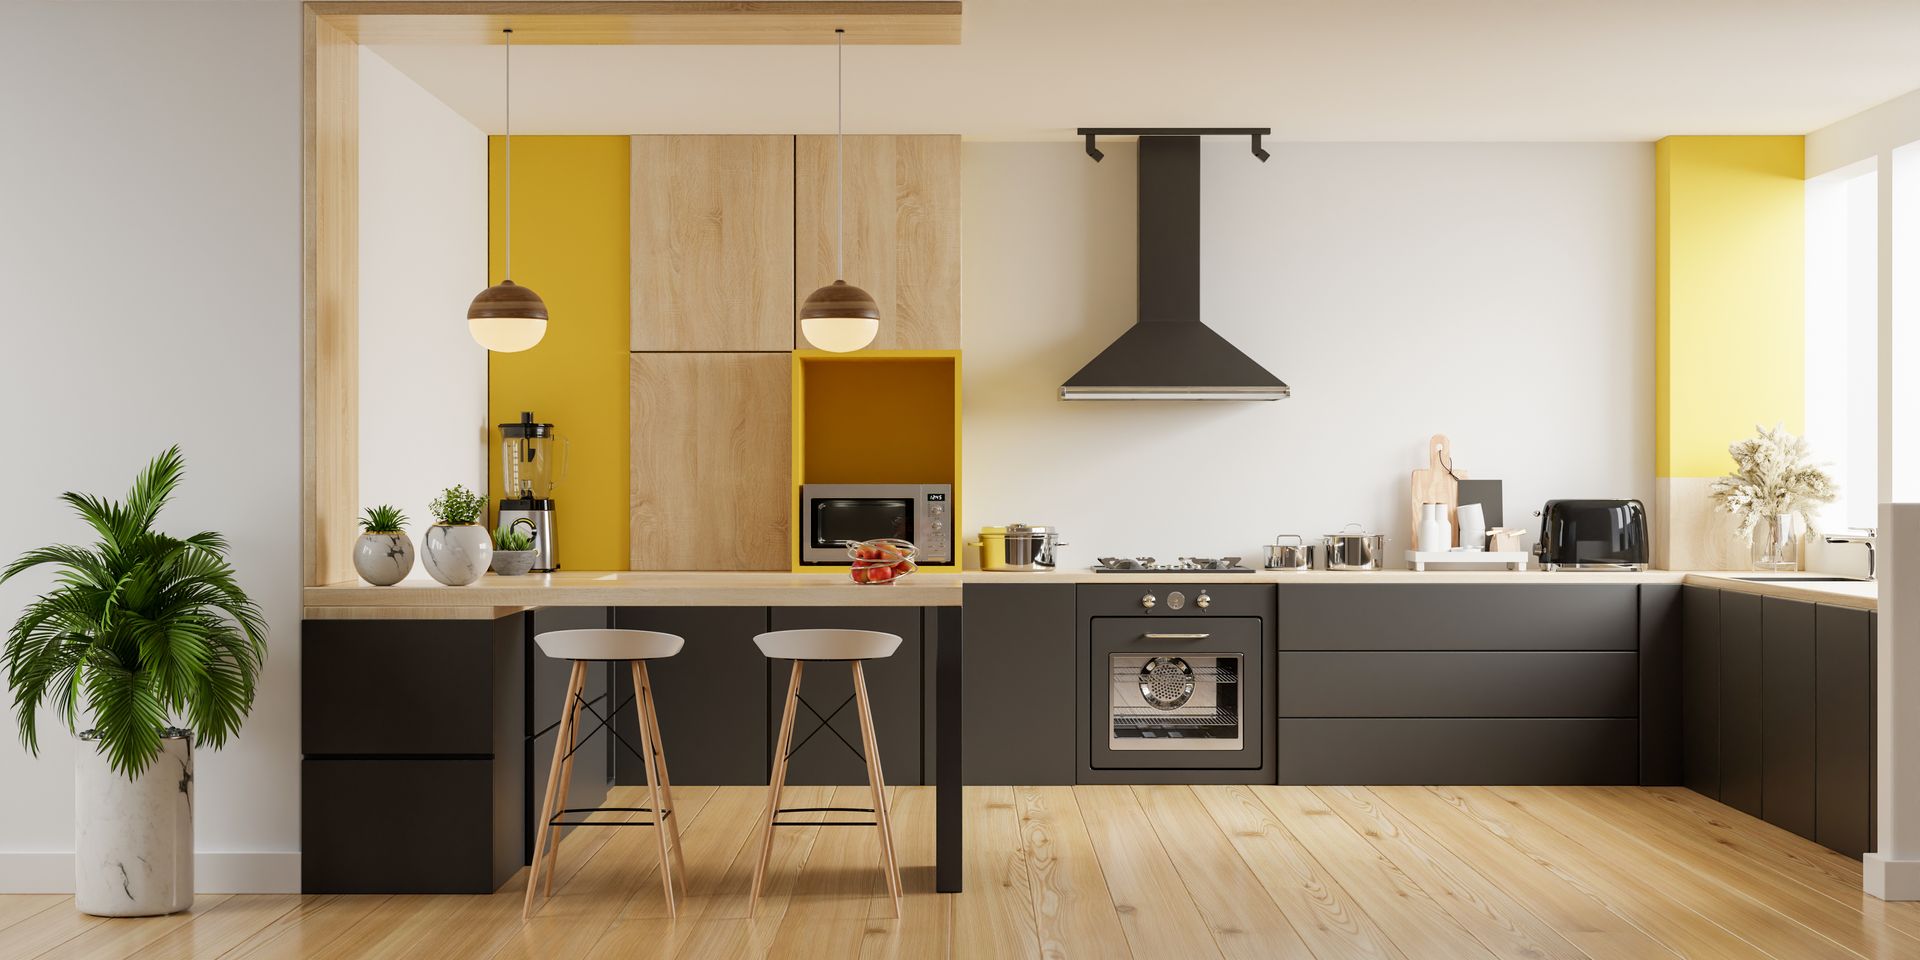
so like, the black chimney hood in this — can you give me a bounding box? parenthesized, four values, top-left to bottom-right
(1061, 129, 1289, 401)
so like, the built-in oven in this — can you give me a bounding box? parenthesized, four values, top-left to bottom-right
(1074, 583, 1273, 782)
(798, 483, 953, 565)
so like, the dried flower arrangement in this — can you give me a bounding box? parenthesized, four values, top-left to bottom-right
(1707, 424, 1838, 540)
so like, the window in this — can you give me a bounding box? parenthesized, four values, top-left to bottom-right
(1804, 162, 1878, 530)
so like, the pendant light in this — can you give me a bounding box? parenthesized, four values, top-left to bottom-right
(799, 29, 879, 353)
(468, 28, 548, 353)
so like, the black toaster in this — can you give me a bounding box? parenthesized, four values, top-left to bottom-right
(1535, 499, 1650, 571)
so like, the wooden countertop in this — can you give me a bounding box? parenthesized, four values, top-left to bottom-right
(304, 568, 1877, 619)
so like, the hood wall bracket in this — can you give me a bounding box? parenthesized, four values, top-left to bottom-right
(1077, 126, 1273, 163)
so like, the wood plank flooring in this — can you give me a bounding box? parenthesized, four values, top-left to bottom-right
(5, 786, 1919, 960)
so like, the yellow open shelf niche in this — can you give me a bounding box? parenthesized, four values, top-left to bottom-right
(790, 349, 962, 573)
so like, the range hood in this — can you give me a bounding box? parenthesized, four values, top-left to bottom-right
(1061, 130, 1289, 401)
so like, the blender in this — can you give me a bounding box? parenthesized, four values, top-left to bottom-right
(498, 411, 568, 571)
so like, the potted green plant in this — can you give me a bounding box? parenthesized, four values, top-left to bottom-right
(353, 504, 414, 586)
(490, 523, 539, 576)
(1, 447, 266, 917)
(422, 484, 492, 586)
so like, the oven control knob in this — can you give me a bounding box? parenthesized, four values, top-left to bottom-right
(1141, 593, 1157, 610)
(1167, 591, 1186, 610)
(1197, 591, 1211, 609)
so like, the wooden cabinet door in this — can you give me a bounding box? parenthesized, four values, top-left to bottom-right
(631, 135, 795, 351)
(629, 353, 790, 570)
(796, 135, 961, 350)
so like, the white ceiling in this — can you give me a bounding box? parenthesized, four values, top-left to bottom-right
(371, 0, 1920, 141)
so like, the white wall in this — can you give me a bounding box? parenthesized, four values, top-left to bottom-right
(0, 1, 301, 891)
(358, 49, 489, 562)
(961, 141, 1654, 566)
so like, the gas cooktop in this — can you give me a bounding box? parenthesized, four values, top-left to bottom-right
(1091, 557, 1257, 574)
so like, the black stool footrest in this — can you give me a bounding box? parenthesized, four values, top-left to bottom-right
(770, 805, 879, 828)
(548, 806, 671, 828)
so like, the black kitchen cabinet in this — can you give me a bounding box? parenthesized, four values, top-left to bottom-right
(528, 607, 611, 858)
(1762, 597, 1819, 839)
(1681, 585, 1722, 798)
(961, 583, 1075, 785)
(1816, 604, 1875, 858)
(1718, 591, 1765, 817)
(766, 606, 924, 786)
(1277, 584, 1638, 651)
(1640, 584, 1684, 785)
(611, 607, 771, 786)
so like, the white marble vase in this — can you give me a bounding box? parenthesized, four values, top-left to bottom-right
(422, 523, 492, 586)
(353, 531, 415, 585)
(75, 731, 193, 917)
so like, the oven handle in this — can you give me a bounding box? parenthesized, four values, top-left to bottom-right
(1142, 633, 1210, 639)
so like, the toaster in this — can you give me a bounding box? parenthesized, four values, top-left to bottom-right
(1534, 499, 1650, 571)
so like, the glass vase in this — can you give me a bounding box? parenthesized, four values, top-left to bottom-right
(1754, 513, 1798, 572)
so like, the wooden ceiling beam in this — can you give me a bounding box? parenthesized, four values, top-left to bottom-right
(309, 2, 962, 45)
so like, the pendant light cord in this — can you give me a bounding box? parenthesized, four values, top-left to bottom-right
(835, 28, 845, 279)
(503, 28, 513, 281)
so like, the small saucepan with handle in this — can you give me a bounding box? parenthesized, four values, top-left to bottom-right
(1264, 534, 1314, 571)
(1322, 523, 1388, 571)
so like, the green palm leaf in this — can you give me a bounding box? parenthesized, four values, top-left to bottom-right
(2, 447, 267, 778)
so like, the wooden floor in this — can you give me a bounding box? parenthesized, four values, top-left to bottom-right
(4, 785, 1918, 959)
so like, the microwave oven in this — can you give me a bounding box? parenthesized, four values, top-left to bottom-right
(799, 483, 953, 566)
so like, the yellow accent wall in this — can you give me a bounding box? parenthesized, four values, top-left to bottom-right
(487, 136, 631, 570)
(1655, 136, 1805, 479)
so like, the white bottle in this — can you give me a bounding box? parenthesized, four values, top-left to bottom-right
(1418, 503, 1451, 552)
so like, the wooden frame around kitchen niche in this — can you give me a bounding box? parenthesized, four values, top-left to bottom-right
(299, 2, 962, 587)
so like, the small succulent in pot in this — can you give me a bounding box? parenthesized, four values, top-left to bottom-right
(421, 484, 492, 586)
(491, 523, 539, 577)
(353, 504, 414, 586)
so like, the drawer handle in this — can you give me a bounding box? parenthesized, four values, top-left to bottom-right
(1143, 633, 1210, 640)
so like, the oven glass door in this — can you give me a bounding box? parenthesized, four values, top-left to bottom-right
(1110, 653, 1242, 750)
(811, 498, 915, 550)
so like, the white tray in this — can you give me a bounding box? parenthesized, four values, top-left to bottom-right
(1405, 549, 1530, 572)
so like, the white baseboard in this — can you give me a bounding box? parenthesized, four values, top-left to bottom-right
(0, 852, 300, 894)
(1865, 854, 1920, 900)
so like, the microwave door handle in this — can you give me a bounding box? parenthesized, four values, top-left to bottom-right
(1142, 633, 1210, 640)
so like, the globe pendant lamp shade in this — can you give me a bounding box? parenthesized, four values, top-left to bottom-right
(467, 279, 548, 353)
(800, 279, 879, 353)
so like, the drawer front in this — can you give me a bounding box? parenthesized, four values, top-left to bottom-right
(1278, 718, 1639, 784)
(302, 759, 504, 894)
(1278, 651, 1638, 718)
(1277, 585, 1638, 650)
(302, 617, 518, 756)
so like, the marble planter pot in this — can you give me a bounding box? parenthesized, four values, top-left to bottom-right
(75, 731, 192, 917)
(422, 523, 492, 586)
(353, 531, 415, 586)
(491, 549, 538, 577)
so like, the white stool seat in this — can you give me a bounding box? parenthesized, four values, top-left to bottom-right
(536, 628, 684, 662)
(753, 628, 901, 661)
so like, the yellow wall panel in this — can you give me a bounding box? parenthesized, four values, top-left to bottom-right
(487, 136, 631, 570)
(1655, 135, 1804, 479)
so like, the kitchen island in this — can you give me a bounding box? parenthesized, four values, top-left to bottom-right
(300, 572, 963, 896)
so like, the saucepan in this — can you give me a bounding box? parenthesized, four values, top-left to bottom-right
(1322, 523, 1388, 571)
(1264, 534, 1313, 571)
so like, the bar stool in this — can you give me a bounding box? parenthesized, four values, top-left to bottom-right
(525, 628, 689, 920)
(749, 629, 904, 917)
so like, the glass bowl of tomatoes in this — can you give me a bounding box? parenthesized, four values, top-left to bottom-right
(846, 538, 918, 584)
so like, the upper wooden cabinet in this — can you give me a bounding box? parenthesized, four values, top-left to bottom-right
(796, 135, 961, 350)
(631, 135, 795, 351)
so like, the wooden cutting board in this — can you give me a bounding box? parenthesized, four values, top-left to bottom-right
(1409, 434, 1464, 549)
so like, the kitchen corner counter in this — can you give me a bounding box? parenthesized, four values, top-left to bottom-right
(1682, 571, 1877, 611)
(303, 570, 962, 618)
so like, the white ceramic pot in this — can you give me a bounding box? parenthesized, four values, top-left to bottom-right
(422, 523, 492, 586)
(353, 531, 415, 586)
(75, 731, 192, 917)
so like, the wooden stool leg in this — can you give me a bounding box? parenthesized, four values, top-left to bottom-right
(524, 661, 584, 920)
(635, 662, 688, 897)
(544, 670, 587, 898)
(852, 662, 903, 916)
(630, 662, 677, 917)
(750, 661, 804, 914)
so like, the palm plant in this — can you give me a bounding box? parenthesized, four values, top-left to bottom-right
(1, 447, 267, 778)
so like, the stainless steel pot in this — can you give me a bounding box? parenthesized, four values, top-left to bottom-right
(1028, 525, 1066, 569)
(1322, 523, 1387, 571)
(1264, 534, 1313, 571)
